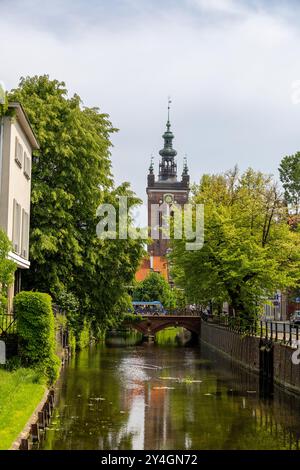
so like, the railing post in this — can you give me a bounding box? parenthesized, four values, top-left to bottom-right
(275, 322, 278, 342)
(283, 322, 286, 344)
(265, 321, 268, 339)
(260, 321, 263, 338)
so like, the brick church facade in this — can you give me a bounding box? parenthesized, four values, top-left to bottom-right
(136, 104, 190, 282)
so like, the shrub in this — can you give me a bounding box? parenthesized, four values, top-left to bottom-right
(122, 312, 143, 323)
(14, 292, 60, 384)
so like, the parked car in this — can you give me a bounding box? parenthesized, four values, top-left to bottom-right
(290, 310, 300, 325)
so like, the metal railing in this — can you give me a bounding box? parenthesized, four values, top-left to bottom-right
(202, 314, 258, 335)
(202, 314, 300, 347)
(0, 311, 17, 336)
(260, 320, 300, 347)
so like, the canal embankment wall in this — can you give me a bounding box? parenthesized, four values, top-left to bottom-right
(200, 320, 300, 395)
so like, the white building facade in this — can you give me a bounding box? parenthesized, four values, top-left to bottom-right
(0, 102, 39, 310)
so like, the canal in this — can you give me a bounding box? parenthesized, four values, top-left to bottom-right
(41, 332, 300, 450)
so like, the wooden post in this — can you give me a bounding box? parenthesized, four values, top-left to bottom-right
(43, 402, 50, 424)
(49, 394, 54, 412)
(20, 439, 29, 450)
(31, 423, 40, 442)
(38, 411, 45, 429)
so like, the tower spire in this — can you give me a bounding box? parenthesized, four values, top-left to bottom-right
(158, 97, 177, 181)
(149, 154, 154, 174)
(167, 96, 171, 130)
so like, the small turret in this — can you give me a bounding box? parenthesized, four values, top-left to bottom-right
(147, 155, 155, 186)
(182, 155, 190, 188)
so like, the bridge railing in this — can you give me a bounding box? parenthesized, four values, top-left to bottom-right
(165, 307, 201, 317)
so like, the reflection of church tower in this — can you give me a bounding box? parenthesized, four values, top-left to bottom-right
(147, 100, 190, 258)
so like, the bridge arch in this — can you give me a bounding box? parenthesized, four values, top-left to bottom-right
(123, 315, 201, 340)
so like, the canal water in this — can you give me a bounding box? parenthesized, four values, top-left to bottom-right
(41, 334, 300, 450)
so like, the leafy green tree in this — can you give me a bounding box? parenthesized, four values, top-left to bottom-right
(9, 75, 144, 327)
(133, 272, 176, 308)
(9, 75, 114, 295)
(170, 168, 300, 320)
(0, 230, 16, 316)
(279, 152, 300, 210)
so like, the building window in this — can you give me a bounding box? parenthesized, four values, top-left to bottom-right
(12, 199, 21, 254)
(14, 137, 23, 168)
(23, 152, 31, 179)
(21, 209, 29, 259)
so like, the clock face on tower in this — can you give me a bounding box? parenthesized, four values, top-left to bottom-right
(164, 193, 174, 204)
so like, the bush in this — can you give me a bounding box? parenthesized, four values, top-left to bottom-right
(14, 292, 60, 384)
(77, 319, 92, 350)
(122, 313, 142, 323)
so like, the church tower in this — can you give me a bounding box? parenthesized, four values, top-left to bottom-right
(147, 101, 190, 259)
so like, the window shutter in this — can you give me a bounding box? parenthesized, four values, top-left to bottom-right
(24, 153, 31, 179)
(12, 199, 21, 253)
(14, 138, 23, 168)
(21, 210, 29, 259)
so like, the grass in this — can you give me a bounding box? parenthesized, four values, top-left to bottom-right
(0, 368, 46, 450)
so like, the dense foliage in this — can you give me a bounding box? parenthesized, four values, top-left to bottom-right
(170, 168, 300, 319)
(279, 152, 300, 209)
(14, 291, 60, 383)
(9, 75, 144, 328)
(0, 230, 16, 316)
(133, 272, 176, 309)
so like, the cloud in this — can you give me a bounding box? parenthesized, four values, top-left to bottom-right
(189, 0, 250, 15)
(1, 0, 300, 202)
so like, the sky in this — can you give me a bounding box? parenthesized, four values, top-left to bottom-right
(2, 0, 300, 206)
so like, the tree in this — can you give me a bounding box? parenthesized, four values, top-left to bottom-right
(133, 272, 176, 308)
(170, 168, 300, 321)
(9, 75, 144, 327)
(279, 152, 300, 211)
(0, 230, 16, 316)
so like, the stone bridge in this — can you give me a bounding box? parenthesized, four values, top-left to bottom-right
(124, 314, 201, 341)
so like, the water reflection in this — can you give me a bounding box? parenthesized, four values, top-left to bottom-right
(40, 341, 300, 450)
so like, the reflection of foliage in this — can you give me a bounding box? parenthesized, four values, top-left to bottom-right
(40, 345, 300, 450)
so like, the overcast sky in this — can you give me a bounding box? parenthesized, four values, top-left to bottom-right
(2, 0, 300, 205)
